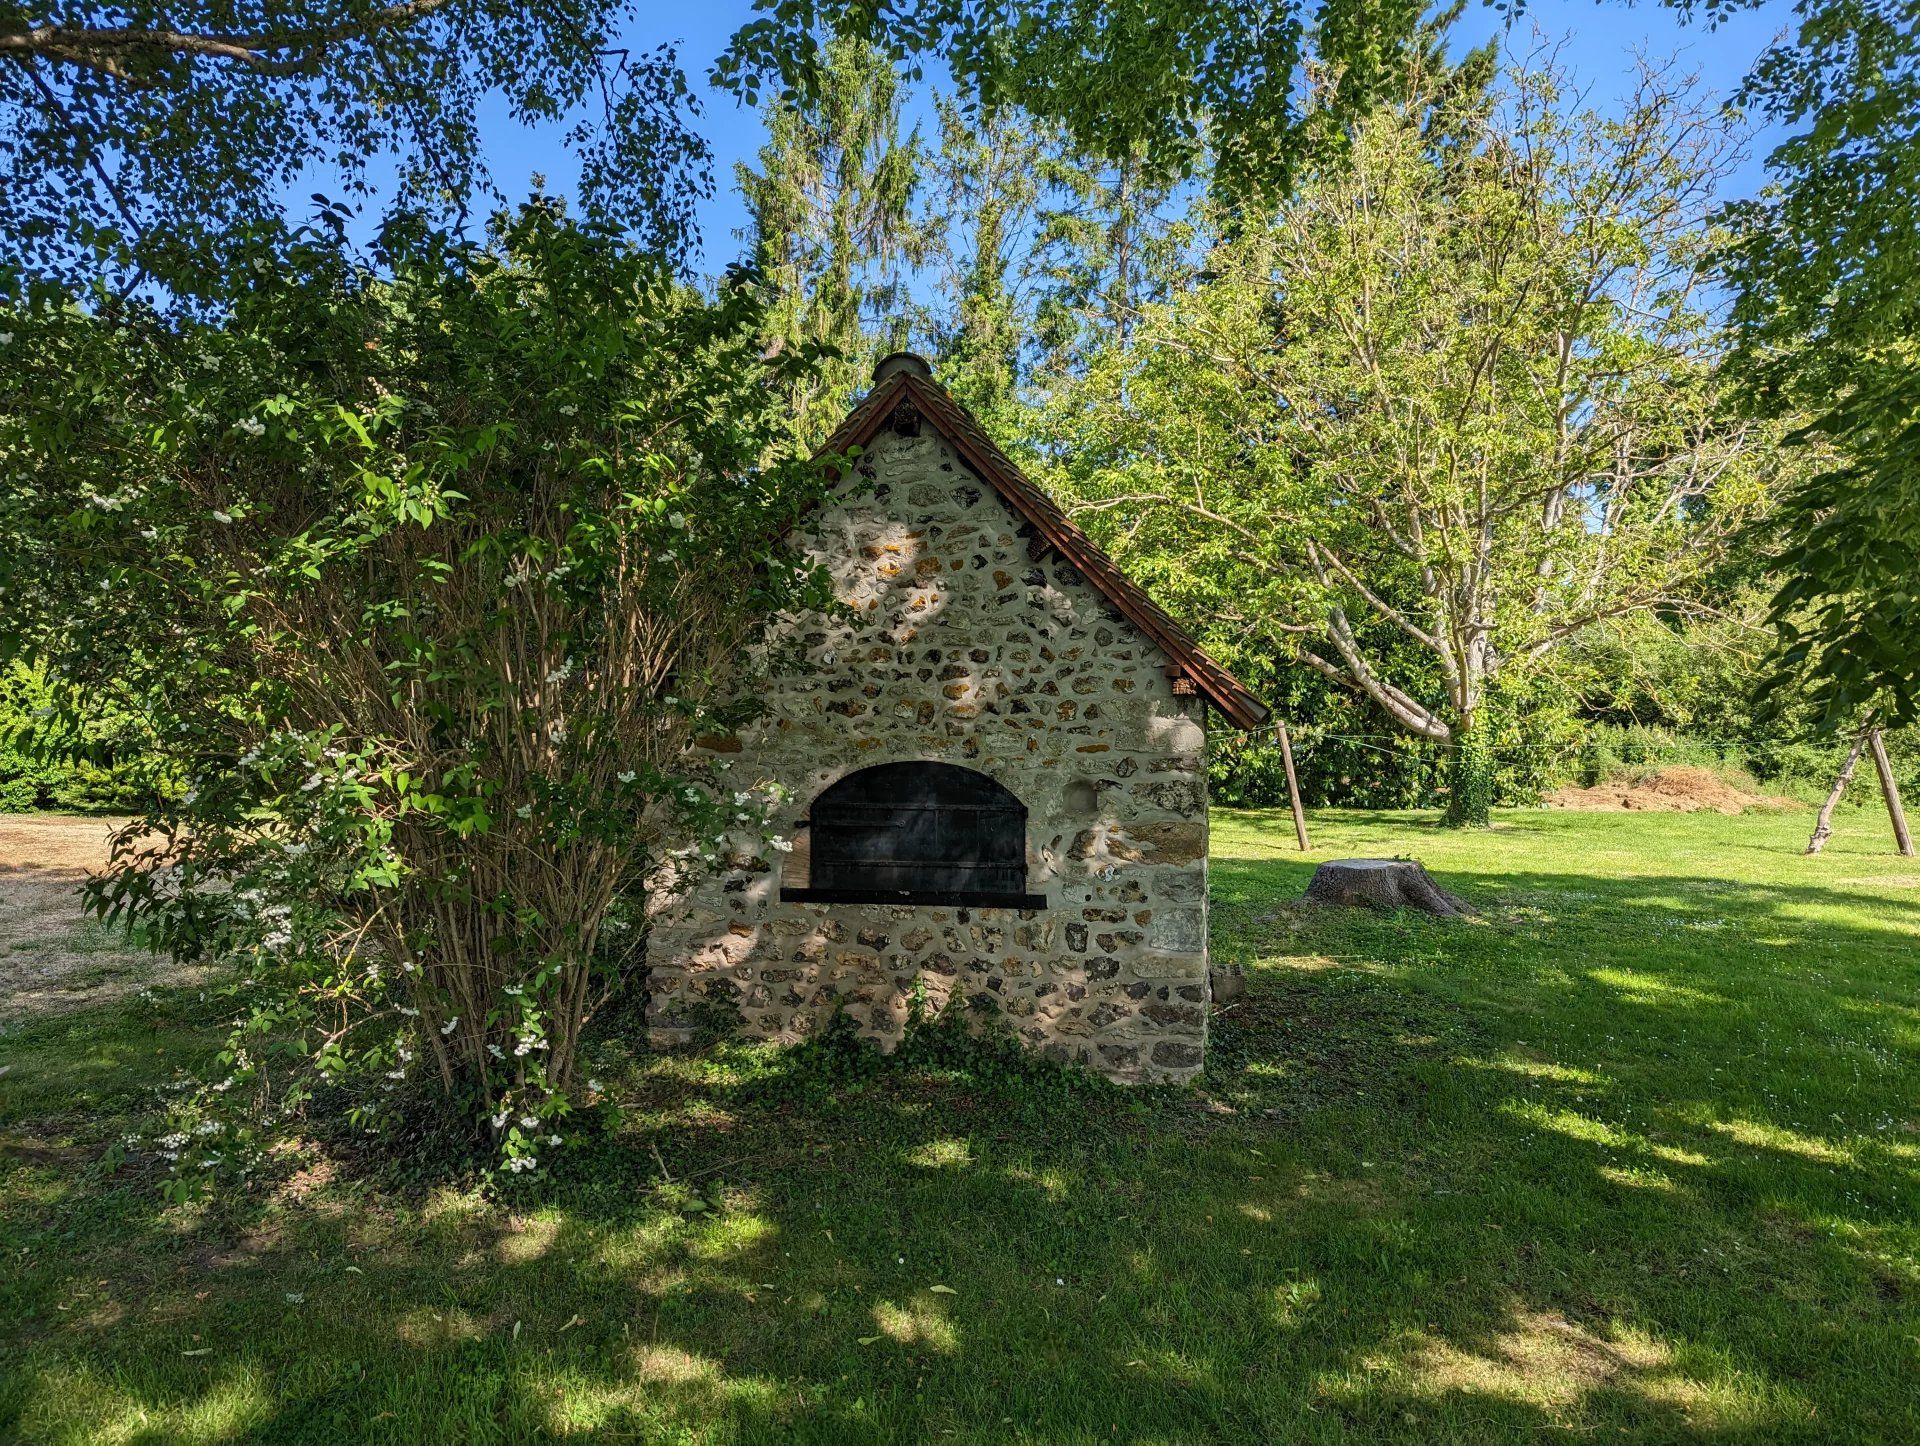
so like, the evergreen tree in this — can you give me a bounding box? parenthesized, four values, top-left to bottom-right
(921, 96, 1051, 432)
(737, 35, 929, 443)
(1029, 143, 1197, 382)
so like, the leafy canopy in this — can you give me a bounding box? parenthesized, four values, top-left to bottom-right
(724, 0, 1428, 201)
(0, 1, 708, 294)
(1722, 0, 1920, 726)
(2, 0, 1450, 302)
(1037, 52, 1782, 823)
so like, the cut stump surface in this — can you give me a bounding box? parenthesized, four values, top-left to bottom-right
(1304, 858, 1473, 918)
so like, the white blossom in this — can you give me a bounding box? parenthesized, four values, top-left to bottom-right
(212, 510, 233, 524)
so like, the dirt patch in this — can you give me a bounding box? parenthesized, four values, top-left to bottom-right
(1546, 765, 1796, 817)
(0, 813, 206, 1022)
(0, 814, 129, 877)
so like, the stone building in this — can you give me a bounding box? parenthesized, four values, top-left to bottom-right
(646, 354, 1267, 1081)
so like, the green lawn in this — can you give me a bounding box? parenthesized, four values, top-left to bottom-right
(2, 809, 1917, 1442)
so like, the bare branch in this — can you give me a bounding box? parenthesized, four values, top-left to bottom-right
(1, 1, 459, 75)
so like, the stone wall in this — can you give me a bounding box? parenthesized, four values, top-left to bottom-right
(645, 419, 1212, 1082)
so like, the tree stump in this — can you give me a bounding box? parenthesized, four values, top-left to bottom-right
(1304, 858, 1473, 917)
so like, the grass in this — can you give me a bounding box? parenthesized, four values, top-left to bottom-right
(2, 807, 1917, 1442)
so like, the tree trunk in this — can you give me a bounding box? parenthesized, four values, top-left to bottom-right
(1277, 722, 1310, 851)
(1443, 721, 1494, 828)
(1867, 728, 1915, 857)
(1807, 725, 1870, 855)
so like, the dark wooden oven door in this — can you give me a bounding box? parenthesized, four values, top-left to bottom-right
(782, 761, 1045, 908)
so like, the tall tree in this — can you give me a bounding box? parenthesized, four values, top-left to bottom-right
(1029, 142, 1197, 381)
(922, 95, 1049, 432)
(922, 99, 1200, 430)
(1039, 54, 1782, 825)
(737, 33, 928, 443)
(1, 2, 707, 295)
(1722, 0, 1920, 728)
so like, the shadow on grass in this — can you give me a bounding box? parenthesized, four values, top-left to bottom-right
(3, 846, 1917, 1439)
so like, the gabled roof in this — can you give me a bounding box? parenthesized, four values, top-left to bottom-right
(819, 355, 1270, 730)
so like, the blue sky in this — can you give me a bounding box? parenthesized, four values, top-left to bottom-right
(376, 0, 1800, 276)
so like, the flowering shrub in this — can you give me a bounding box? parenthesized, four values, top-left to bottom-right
(1, 205, 838, 1189)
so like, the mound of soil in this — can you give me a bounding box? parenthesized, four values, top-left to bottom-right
(1546, 765, 1794, 816)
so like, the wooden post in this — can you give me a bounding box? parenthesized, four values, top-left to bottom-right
(1867, 728, 1914, 857)
(1277, 722, 1310, 852)
(1807, 726, 1869, 855)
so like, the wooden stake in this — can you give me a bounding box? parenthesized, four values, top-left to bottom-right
(1867, 727, 1914, 857)
(1807, 726, 1868, 855)
(1277, 722, 1310, 852)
